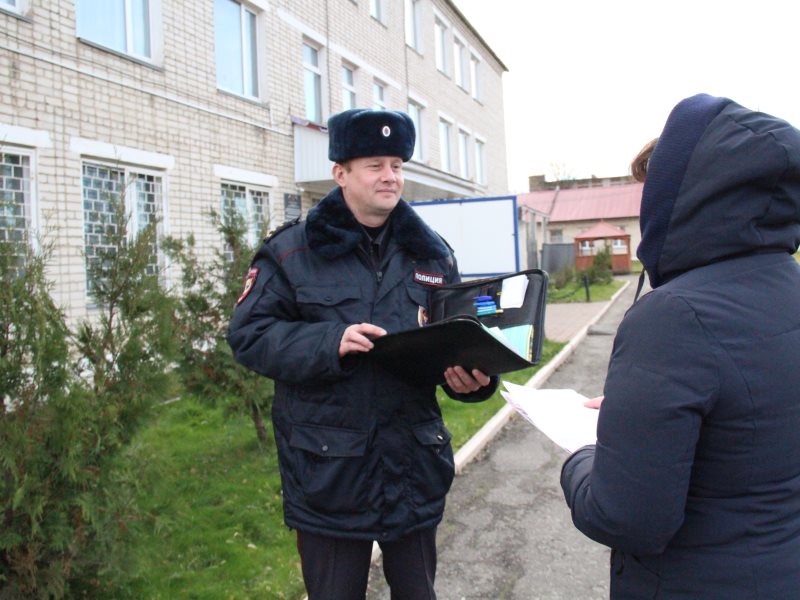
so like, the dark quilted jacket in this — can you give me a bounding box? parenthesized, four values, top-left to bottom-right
(228, 187, 495, 541)
(561, 95, 800, 598)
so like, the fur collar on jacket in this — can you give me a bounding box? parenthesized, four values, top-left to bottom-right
(306, 186, 451, 261)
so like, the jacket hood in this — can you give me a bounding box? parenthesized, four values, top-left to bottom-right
(637, 93, 800, 288)
(305, 186, 451, 261)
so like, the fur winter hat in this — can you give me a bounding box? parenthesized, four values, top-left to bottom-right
(328, 109, 416, 162)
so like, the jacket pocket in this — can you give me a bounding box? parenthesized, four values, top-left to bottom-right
(289, 423, 372, 514)
(410, 419, 455, 505)
(296, 284, 367, 323)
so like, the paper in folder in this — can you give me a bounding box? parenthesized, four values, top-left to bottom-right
(370, 269, 549, 386)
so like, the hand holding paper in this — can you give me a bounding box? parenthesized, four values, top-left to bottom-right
(500, 381, 598, 453)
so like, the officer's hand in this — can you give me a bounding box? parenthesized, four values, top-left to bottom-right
(444, 366, 491, 393)
(339, 323, 387, 357)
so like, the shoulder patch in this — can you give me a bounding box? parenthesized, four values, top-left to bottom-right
(237, 267, 260, 305)
(264, 217, 301, 243)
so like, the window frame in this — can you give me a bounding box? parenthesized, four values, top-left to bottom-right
(370, 0, 387, 24)
(214, 0, 261, 100)
(80, 160, 169, 299)
(469, 52, 481, 101)
(75, 0, 163, 66)
(434, 18, 449, 75)
(407, 100, 424, 162)
(341, 63, 357, 111)
(457, 129, 470, 179)
(372, 80, 387, 110)
(302, 40, 324, 123)
(439, 118, 453, 173)
(453, 35, 467, 90)
(219, 181, 271, 250)
(0, 145, 38, 252)
(404, 0, 421, 52)
(0, 0, 30, 18)
(474, 138, 486, 185)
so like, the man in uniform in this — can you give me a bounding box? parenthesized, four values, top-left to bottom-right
(227, 108, 496, 599)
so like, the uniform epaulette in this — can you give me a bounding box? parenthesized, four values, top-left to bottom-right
(264, 217, 301, 243)
(436, 232, 454, 253)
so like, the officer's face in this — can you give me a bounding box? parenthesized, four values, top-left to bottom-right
(334, 156, 404, 227)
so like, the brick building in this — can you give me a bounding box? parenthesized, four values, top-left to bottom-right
(0, 0, 508, 318)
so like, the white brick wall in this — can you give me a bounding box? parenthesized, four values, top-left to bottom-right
(1, 0, 509, 318)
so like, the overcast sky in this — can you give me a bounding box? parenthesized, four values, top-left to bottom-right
(451, 0, 800, 192)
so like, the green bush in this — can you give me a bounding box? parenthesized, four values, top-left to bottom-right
(585, 246, 613, 284)
(163, 210, 274, 445)
(1, 200, 176, 598)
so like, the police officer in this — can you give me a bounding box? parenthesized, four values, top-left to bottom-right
(227, 108, 497, 600)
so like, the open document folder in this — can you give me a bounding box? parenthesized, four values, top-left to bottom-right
(500, 381, 598, 453)
(369, 269, 548, 386)
(370, 315, 535, 386)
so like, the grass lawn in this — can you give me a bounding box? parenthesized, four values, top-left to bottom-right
(109, 340, 565, 599)
(548, 277, 625, 304)
(112, 399, 305, 599)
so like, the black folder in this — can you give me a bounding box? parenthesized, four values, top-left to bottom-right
(370, 269, 549, 386)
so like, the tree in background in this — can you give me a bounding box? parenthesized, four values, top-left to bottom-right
(163, 209, 274, 445)
(585, 245, 613, 285)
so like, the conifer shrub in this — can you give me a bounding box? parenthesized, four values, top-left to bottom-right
(1, 198, 175, 598)
(163, 209, 274, 445)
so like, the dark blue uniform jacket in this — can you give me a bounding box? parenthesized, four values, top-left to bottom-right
(561, 95, 800, 598)
(228, 188, 495, 541)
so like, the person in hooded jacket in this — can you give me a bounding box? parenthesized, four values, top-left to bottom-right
(227, 108, 496, 600)
(560, 93, 800, 598)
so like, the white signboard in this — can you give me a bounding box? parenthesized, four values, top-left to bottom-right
(411, 196, 520, 277)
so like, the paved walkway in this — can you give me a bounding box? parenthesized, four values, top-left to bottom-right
(543, 299, 612, 343)
(366, 275, 643, 599)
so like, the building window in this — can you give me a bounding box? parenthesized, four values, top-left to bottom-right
(439, 119, 452, 173)
(220, 183, 269, 253)
(370, 0, 386, 24)
(407, 101, 423, 162)
(214, 0, 259, 98)
(82, 162, 165, 297)
(453, 37, 467, 90)
(0, 150, 33, 268)
(76, 0, 156, 61)
(470, 54, 481, 101)
(342, 64, 357, 110)
(405, 0, 421, 51)
(303, 42, 323, 123)
(434, 19, 448, 74)
(579, 240, 594, 256)
(550, 229, 563, 243)
(474, 139, 486, 185)
(1, 0, 30, 17)
(372, 81, 386, 110)
(457, 130, 470, 179)
(612, 238, 628, 254)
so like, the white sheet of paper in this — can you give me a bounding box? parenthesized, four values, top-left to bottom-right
(499, 275, 528, 309)
(501, 381, 598, 453)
